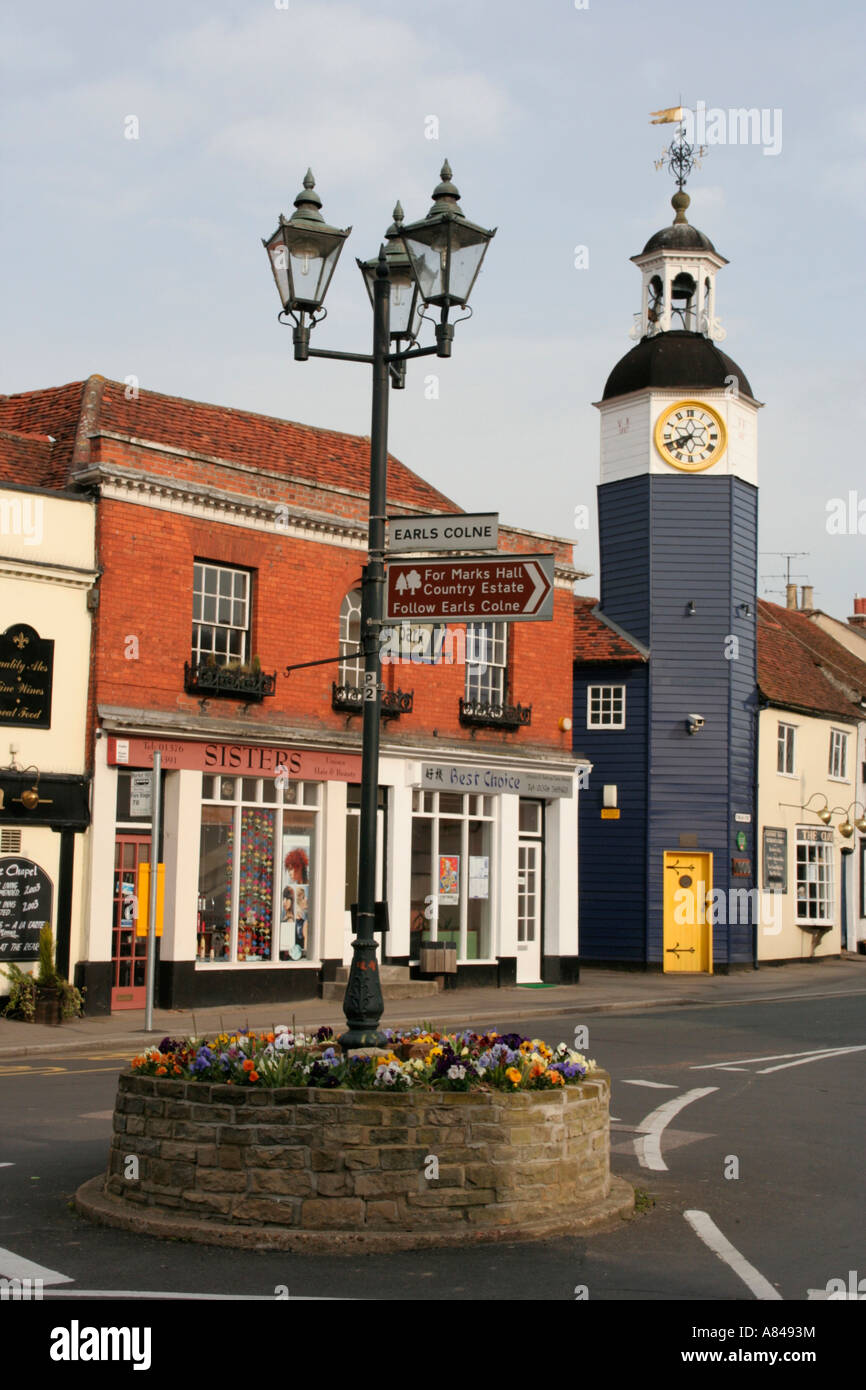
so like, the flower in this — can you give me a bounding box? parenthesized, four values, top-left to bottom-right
(446, 1065, 467, 1081)
(505, 1067, 522, 1087)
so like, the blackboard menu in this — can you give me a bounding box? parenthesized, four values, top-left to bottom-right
(762, 827, 788, 892)
(0, 857, 53, 961)
(0, 624, 54, 729)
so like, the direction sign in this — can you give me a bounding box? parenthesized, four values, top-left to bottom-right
(386, 555, 555, 622)
(388, 512, 499, 554)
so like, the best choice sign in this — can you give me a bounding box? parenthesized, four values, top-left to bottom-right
(386, 555, 554, 622)
(388, 513, 498, 554)
(421, 763, 574, 798)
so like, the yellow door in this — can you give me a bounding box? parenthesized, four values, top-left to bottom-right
(663, 851, 712, 973)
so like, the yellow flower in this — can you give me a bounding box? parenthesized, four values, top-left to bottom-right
(550, 1070, 565, 1086)
(505, 1067, 522, 1087)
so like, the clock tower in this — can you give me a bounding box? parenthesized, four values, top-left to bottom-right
(579, 159, 761, 972)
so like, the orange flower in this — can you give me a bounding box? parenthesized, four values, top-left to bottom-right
(173, 1065, 182, 1075)
(505, 1067, 522, 1087)
(266, 1033, 275, 1043)
(530, 1062, 545, 1079)
(249, 1071, 259, 1083)
(156, 1066, 167, 1076)
(242, 1058, 254, 1072)
(549, 1070, 565, 1086)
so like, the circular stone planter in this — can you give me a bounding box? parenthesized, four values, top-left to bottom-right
(75, 1070, 633, 1251)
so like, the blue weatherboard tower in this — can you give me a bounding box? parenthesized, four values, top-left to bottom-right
(575, 132, 760, 971)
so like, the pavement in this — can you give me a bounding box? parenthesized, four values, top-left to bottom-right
(1, 952, 864, 1061)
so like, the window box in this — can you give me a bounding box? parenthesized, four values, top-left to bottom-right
(331, 683, 413, 718)
(458, 698, 532, 729)
(185, 660, 276, 701)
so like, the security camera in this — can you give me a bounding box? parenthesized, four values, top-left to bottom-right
(686, 714, 705, 735)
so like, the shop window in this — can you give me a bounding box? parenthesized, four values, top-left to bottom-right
(192, 562, 251, 665)
(197, 776, 318, 964)
(410, 791, 495, 962)
(795, 827, 834, 926)
(465, 622, 507, 704)
(344, 783, 387, 911)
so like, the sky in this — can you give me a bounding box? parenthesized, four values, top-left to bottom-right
(2, 0, 864, 618)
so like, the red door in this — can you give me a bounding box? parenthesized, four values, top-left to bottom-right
(112, 836, 151, 1010)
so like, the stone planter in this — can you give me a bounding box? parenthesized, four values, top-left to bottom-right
(76, 1070, 632, 1251)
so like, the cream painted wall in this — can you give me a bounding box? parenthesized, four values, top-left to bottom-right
(758, 709, 855, 960)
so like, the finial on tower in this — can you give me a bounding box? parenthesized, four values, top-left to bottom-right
(650, 105, 707, 211)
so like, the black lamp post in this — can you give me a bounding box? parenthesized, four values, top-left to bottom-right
(263, 162, 495, 1048)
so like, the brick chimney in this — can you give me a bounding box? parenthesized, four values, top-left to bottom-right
(850, 595, 866, 630)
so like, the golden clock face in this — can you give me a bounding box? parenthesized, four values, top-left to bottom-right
(654, 400, 727, 471)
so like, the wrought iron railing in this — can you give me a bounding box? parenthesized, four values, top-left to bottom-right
(458, 698, 531, 729)
(332, 683, 413, 718)
(184, 661, 276, 701)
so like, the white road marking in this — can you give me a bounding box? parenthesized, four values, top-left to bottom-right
(634, 1087, 718, 1171)
(692, 1044, 866, 1073)
(684, 1210, 782, 1301)
(0, 1247, 73, 1286)
(622, 1079, 678, 1089)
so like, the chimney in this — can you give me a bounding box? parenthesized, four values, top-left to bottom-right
(786, 583, 798, 609)
(800, 584, 814, 610)
(850, 594, 866, 630)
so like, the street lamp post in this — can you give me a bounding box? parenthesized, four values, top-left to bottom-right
(263, 163, 494, 1049)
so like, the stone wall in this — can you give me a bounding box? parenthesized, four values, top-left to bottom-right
(103, 1072, 613, 1238)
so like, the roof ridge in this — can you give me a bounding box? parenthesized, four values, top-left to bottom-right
(761, 601, 866, 691)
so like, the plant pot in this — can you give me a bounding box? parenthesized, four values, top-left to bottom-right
(33, 989, 63, 1026)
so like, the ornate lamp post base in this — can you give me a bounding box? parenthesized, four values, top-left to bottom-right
(338, 936, 386, 1050)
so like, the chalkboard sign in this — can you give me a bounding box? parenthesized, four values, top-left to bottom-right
(0, 857, 53, 961)
(762, 827, 788, 892)
(0, 624, 54, 729)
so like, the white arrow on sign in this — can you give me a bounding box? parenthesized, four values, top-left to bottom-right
(523, 560, 552, 615)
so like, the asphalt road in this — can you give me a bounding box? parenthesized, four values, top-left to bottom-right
(1, 987, 864, 1313)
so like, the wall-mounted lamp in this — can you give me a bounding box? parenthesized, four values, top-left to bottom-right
(602, 784, 618, 808)
(830, 807, 853, 838)
(686, 600, 697, 616)
(558, 716, 572, 733)
(737, 602, 753, 619)
(802, 793, 833, 825)
(847, 802, 866, 834)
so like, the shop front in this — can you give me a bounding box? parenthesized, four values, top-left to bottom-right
(81, 732, 582, 1012)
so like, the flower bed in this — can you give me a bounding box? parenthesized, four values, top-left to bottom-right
(129, 1025, 595, 1093)
(76, 1025, 632, 1251)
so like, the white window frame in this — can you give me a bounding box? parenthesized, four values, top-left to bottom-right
(338, 589, 363, 687)
(192, 562, 250, 665)
(587, 684, 626, 730)
(777, 722, 796, 776)
(795, 826, 835, 926)
(465, 622, 507, 704)
(829, 728, 849, 781)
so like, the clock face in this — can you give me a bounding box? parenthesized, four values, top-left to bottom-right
(654, 400, 727, 472)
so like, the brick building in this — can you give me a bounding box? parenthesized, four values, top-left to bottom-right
(0, 376, 584, 1014)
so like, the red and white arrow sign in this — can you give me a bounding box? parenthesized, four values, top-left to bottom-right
(385, 555, 555, 623)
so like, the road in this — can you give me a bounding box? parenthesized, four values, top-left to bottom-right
(1, 985, 864, 1309)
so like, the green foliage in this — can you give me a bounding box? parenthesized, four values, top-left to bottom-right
(37, 924, 57, 987)
(2, 964, 37, 1020)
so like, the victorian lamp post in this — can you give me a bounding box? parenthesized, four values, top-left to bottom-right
(263, 162, 495, 1048)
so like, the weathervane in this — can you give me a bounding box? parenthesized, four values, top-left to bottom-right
(650, 106, 707, 190)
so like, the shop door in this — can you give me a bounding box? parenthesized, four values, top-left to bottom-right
(663, 851, 712, 973)
(112, 835, 151, 1010)
(516, 840, 542, 983)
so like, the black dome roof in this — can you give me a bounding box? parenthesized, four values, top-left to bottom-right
(602, 331, 753, 402)
(641, 223, 718, 255)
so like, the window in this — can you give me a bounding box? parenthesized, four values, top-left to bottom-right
(465, 622, 507, 704)
(339, 589, 363, 686)
(777, 722, 796, 775)
(410, 789, 495, 961)
(587, 684, 625, 729)
(795, 826, 834, 926)
(197, 775, 320, 964)
(829, 728, 849, 780)
(192, 563, 250, 664)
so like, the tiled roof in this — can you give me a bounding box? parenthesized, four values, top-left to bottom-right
(757, 600, 866, 720)
(573, 596, 646, 662)
(0, 429, 58, 488)
(0, 376, 456, 513)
